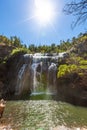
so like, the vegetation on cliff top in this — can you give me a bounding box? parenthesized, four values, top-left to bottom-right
(56, 32, 87, 78)
(0, 32, 87, 54)
(0, 33, 87, 72)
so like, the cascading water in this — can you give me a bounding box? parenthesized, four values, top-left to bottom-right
(31, 54, 48, 97)
(31, 62, 39, 91)
(15, 52, 66, 98)
(15, 54, 32, 96)
(15, 64, 27, 95)
(48, 63, 57, 93)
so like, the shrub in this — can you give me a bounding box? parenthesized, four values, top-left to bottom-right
(79, 60, 87, 65)
(11, 48, 30, 56)
(57, 64, 78, 78)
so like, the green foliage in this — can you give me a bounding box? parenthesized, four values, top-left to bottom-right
(65, 56, 83, 65)
(0, 32, 87, 54)
(0, 35, 27, 48)
(10, 36, 22, 47)
(79, 60, 87, 65)
(57, 64, 78, 78)
(79, 65, 87, 69)
(57, 57, 87, 78)
(27, 32, 87, 53)
(78, 33, 87, 42)
(0, 35, 10, 45)
(11, 48, 29, 56)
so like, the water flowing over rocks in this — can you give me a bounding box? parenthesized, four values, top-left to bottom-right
(48, 63, 57, 93)
(20, 53, 62, 96)
(0, 52, 66, 99)
(6, 53, 33, 99)
(0, 46, 87, 106)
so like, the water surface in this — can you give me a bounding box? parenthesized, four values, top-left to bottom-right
(2, 100, 87, 130)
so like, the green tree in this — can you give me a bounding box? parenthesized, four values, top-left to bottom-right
(10, 36, 22, 47)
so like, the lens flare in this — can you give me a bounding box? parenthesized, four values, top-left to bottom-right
(34, 0, 54, 25)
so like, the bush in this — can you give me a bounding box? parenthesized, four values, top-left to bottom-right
(79, 60, 87, 65)
(57, 64, 78, 78)
(11, 48, 30, 56)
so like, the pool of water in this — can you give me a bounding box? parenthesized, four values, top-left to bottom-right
(2, 100, 87, 130)
(30, 92, 56, 100)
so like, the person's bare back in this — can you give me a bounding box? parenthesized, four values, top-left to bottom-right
(0, 99, 6, 118)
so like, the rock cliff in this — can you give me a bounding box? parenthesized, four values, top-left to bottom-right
(56, 39, 87, 106)
(0, 44, 31, 99)
(0, 36, 87, 106)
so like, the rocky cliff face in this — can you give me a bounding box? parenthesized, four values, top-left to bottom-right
(0, 63, 7, 98)
(55, 39, 87, 106)
(0, 43, 14, 98)
(5, 56, 32, 99)
(56, 72, 87, 106)
(0, 44, 31, 99)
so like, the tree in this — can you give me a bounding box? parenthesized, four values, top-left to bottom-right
(10, 36, 22, 47)
(29, 44, 36, 53)
(0, 35, 10, 45)
(63, 0, 87, 28)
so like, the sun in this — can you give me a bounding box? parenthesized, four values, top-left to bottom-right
(34, 0, 54, 25)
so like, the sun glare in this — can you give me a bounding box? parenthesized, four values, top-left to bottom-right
(34, 0, 54, 25)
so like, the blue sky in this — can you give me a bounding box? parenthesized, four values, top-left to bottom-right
(0, 0, 87, 46)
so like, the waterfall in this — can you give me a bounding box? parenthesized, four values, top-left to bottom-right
(15, 64, 27, 95)
(18, 64, 27, 80)
(15, 54, 32, 95)
(15, 52, 66, 96)
(31, 53, 59, 95)
(31, 62, 39, 91)
(31, 57, 44, 93)
(48, 63, 57, 94)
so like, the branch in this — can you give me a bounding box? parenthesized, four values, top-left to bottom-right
(63, 0, 87, 28)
